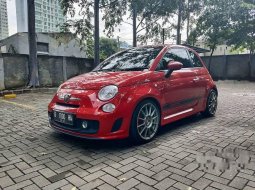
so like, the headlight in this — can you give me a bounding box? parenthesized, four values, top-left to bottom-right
(98, 85, 118, 101)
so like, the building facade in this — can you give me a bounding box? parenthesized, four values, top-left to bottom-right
(0, 32, 86, 58)
(0, 0, 9, 40)
(16, 0, 66, 33)
(195, 40, 250, 56)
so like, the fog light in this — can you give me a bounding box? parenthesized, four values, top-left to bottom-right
(82, 121, 88, 129)
(102, 103, 116, 113)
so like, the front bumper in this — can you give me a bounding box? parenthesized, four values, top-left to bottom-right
(48, 100, 133, 140)
(48, 87, 138, 140)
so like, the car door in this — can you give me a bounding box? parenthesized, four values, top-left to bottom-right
(156, 47, 199, 119)
(187, 49, 208, 101)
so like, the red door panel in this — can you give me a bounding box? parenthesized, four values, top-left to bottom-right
(161, 69, 198, 119)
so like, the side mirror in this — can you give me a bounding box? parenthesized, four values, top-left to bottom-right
(165, 61, 183, 78)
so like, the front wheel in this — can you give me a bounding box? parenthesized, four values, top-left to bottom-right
(202, 89, 218, 117)
(130, 100, 160, 143)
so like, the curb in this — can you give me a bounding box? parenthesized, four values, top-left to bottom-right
(0, 88, 57, 97)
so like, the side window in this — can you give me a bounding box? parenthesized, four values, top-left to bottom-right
(157, 48, 193, 70)
(188, 50, 204, 68)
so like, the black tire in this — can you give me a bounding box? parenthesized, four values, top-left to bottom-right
(130, 100, 160, 143)
(202, 89, 218, 117)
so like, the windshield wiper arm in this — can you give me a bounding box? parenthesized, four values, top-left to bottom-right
(93, 68, 118, 72)
(118, 67, 148, 71)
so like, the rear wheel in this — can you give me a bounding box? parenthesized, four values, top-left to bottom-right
(202, 89, 218, 117)
(130, 100, 160, 143)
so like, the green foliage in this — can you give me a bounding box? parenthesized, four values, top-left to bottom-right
(188, 0, 255, 55)
(87, 37, 118, 60)
(59, 0, 180, 45)
(227, 0, 255, 54)
(99, 37, 118, 60)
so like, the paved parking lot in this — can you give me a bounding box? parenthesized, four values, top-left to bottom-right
(0, 81, 255, 190)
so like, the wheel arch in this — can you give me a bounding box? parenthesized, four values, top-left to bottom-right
(129, 96, 162, 143)
(212, 86, 218, 96)
(133, 96, 162, 123)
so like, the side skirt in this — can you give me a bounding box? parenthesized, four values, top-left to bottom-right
(164, 108, 194, 120)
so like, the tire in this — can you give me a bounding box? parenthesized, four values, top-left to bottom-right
(202, 89, 218, 117)
(130, 100, 160, 143)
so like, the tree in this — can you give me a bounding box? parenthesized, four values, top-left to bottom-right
(87, 37, 118, 60)
(27, 0, 39, 88)
(169, 0, 204, 44)
(130, 0, 179, 44)
(187, 0, 235, 69)
(227, 0, 255, 79)
(227, 0, 255, 55)
(187, 0, 254, 74)
(94, 0, 100, 66)
(99, 37, 118, 60)
(184, 0, 204, 40)
(59, 0, 179, 48)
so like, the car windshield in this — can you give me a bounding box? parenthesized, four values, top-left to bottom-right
(94, 47, 163, 72)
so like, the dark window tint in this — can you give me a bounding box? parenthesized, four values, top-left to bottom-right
(37, 42, 49, 53)
(94, 47, 162, 72)
(188, 50, 203, 67)
(157, 48, 193, 70)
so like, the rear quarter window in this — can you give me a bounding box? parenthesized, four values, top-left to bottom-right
(188, 50, 204, 68)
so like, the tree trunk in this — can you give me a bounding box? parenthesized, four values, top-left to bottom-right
(94, 0, 100, 67)
(186, 0, 190, 41)
(27, 0, 39, 88)
(132, 4, 137, 47)
(162, 28, 165, 44)
(177, 0, 182, 45)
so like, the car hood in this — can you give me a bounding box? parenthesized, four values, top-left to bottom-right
(61, 71, 152, 90)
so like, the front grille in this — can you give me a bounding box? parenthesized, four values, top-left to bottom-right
(56, 102, 80, 108)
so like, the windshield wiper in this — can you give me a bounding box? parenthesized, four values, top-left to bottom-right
(93, 69, 119, 72)
(118, 67, 148, 71)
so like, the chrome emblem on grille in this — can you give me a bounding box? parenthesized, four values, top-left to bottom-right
(63, 94, 71, 102)
(58, 93, 80, 102)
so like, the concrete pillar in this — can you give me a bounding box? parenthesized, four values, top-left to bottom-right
(0, 58, 5, 90)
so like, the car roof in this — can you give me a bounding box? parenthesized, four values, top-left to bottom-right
(136, 44, 210, 53)
(136, 44, 187, 49)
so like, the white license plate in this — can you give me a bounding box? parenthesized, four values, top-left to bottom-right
(53, 111, 74, 125)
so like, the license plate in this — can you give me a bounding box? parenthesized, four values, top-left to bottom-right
(53, 111, 74, 125)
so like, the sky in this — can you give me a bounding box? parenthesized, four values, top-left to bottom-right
(6, 0, 134, 44)
(6, 0, 179, 45)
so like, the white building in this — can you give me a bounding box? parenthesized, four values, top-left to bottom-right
(0, 0, 9, 40)
(16, 0, 66, 33)
(195, 40, 250, 56)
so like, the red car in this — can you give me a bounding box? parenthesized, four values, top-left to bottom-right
(48, 45, 217, 143)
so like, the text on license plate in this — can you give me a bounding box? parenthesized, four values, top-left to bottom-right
(53, 111, 74, 125)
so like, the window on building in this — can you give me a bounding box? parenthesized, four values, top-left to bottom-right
(37, 42, 49, 53)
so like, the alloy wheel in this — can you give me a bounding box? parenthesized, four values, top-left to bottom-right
(137, 103, 160, 140)
(208, 91, 217, 115)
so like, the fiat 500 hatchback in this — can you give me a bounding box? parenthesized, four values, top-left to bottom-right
(48, 45, 218, 143)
